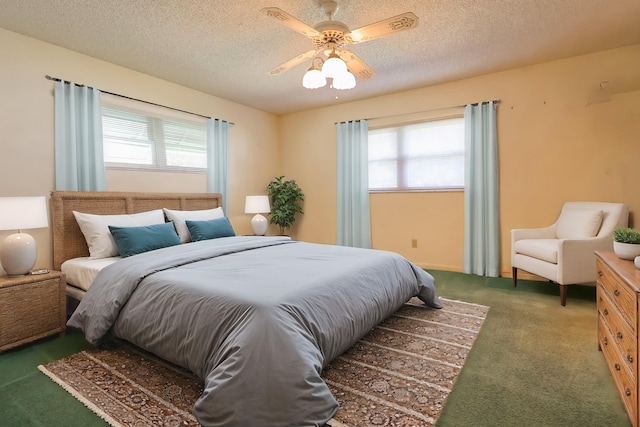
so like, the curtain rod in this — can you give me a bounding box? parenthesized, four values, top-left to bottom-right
(336, 99, 501, 124)
(45, 75, 235, 125)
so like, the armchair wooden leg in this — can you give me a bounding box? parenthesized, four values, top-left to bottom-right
(512, 267, 518, 288)
(560, 284, 567, 306)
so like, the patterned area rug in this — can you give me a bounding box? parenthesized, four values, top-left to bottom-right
(39, 297, 488, 427)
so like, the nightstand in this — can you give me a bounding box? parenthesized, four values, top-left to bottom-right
(0, 271, 66, 352)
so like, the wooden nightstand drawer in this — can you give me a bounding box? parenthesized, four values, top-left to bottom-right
(0, 271, 66, 352)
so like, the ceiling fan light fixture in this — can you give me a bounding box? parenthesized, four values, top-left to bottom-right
(264, 5, 420, 93)
(303, 57, 327, 89)
(321, 53, 347, 79)
(332, 70, 356, 90)
(303, 68, 327, 89)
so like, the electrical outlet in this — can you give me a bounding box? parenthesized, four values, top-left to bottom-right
(411, 239, 418, 248)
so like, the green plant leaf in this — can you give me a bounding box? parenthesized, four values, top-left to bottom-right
(613, 227, 640, 244)
(267, 176, 304, 232)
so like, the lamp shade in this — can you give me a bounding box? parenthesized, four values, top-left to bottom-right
(0, 197, 48, 231)
(0, 196, 48, 276)
(244, 196, 271, 214)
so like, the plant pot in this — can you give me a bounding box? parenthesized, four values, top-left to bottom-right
(613, 241, 640, 260)
(635, 256, 640, 270)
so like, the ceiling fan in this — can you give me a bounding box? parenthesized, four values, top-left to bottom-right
(261, 1, 418, 88)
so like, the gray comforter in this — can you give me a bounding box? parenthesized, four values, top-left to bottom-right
(68, 236, 440, 426)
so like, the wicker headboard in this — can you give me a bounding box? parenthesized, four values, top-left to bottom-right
(50, 191, 223, 270)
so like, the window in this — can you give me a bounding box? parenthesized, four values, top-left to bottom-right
(368, 117, 465, 191)
(102, 101, 207, 172)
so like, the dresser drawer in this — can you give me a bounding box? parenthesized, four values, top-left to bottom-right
(599, 315, 638, 423)
(599, 284, 638, 375)
(597, 258, 637, 332)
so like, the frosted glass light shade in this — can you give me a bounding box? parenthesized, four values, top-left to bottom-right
(302, 68, 326, 89)
(0, 196, 48, 276)
(333, 71, 356, 90)
(321, 55, 347, 79)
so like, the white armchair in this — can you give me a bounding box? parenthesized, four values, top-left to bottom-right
(511, 202, 628, 306)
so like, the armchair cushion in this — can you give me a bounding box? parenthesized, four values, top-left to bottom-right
(514, 239, 559, 264)
(556, 209, 603, 239)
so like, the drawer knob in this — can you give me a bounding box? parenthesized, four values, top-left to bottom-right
(604, 308, 609, 315)
(626, 388, 632, 397)
(614, 289, 620, 297)
(628, 354, 634, 363)
(617, 331, 623, 340)
(598, 271, 603, 277)
(615, 363, 621, 371)
(603, 337, 608, 345)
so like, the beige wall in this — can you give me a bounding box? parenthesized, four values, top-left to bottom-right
(0, 28, 281, 275)
(280, 45, 640, 275)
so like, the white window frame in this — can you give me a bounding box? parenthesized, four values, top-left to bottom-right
(102, 94, 207, 173)
(368, 116, 465, 192)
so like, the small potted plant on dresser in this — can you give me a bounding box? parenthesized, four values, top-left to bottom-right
(613, 227, 640, 261)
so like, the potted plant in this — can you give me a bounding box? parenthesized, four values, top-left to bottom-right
(613, 227, 640, 260)
(267, 176, 304, 235)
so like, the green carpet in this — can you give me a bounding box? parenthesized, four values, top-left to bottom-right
(0, 271, 630, 426)
(433, 270, 629, 427)
(0, 328, 104, 426)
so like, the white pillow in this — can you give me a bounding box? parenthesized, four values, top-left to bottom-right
(163, 207, 225, 243)
(556, 209, 603, 239)
(73, 209, 165, 258)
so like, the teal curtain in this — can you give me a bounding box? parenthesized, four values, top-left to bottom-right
(206, 118, 229, 212)
(54, 80, 105, 191)
(463, 101, 500, 276)
(336, 120, 371, 248)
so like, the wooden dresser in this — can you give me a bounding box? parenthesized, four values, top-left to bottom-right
(596, 251, 640, 427)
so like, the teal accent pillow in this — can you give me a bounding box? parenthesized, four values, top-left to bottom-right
(108, 222, 181, 257)
(186, 217, 236, 242)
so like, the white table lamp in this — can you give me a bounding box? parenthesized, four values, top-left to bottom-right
(244, 195, 271, 236)
(0, 196, 48, 276)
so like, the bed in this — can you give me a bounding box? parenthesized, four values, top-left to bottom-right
(53, 191, 441, 427)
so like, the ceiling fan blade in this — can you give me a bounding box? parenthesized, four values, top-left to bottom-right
(268, 49, 319, 75)
(345, 12, 419, 44)
(261, 7, 322, 38)
(338, 50, 376, 80)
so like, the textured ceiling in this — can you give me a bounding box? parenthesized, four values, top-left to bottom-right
(1, 0, 639, 115)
